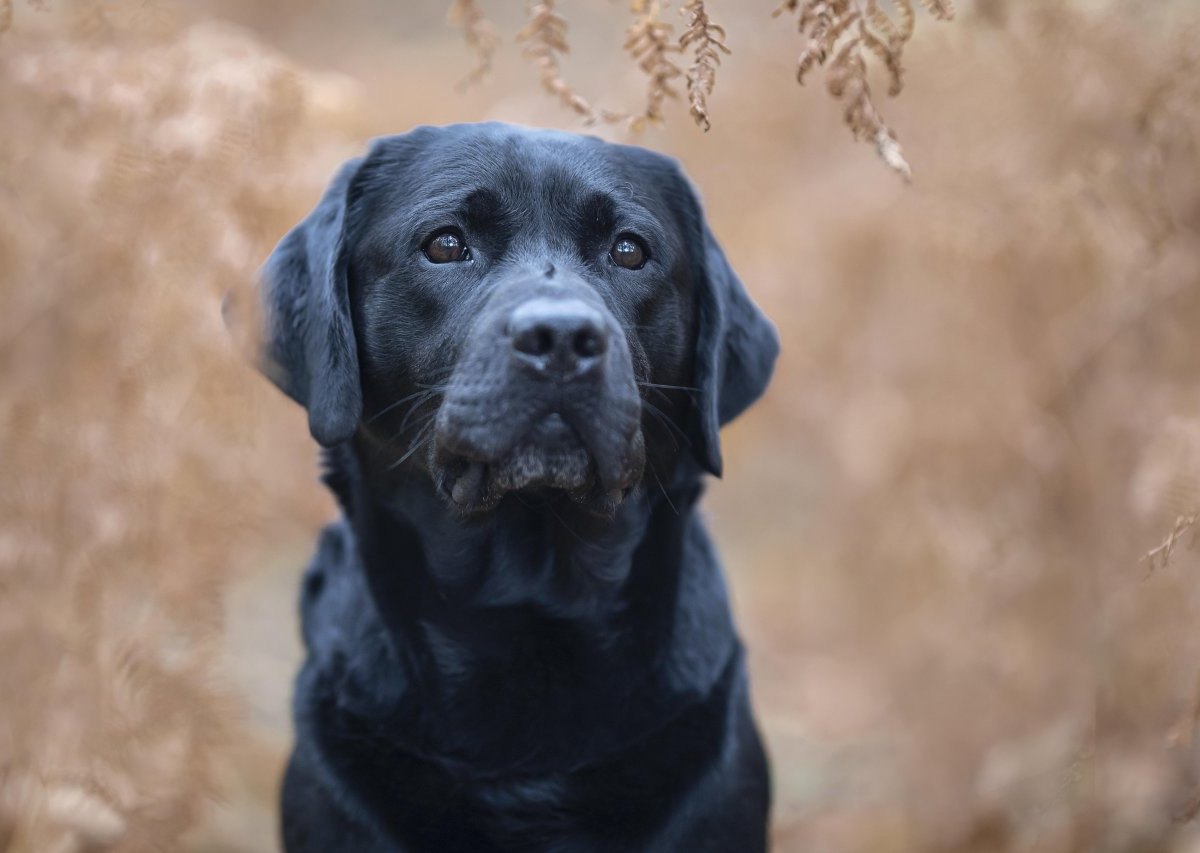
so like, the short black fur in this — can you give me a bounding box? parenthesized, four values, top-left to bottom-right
(250, 123, 779, 852)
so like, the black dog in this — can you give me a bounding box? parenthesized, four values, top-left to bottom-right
(251, 123, 778, 852)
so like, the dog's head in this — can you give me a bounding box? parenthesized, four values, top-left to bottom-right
(249, 123, 777, 515)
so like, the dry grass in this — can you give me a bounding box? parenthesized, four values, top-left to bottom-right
(3, 0, 1200, 851)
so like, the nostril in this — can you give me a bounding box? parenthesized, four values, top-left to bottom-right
(509, 298, 610, 376)
(572, 326, 606, 359)
(513, 324, 556, 358)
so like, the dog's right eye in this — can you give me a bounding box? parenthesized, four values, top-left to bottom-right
(423, 229, 470, 263)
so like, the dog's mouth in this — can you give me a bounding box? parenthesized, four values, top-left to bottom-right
(432, 412, 643, 517)
(426, 287, 648, 517)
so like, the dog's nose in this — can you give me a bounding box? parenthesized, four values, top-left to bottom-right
(509, 298, 608, 378)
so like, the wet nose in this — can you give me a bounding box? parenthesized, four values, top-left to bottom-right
(509, 297, 609, 379)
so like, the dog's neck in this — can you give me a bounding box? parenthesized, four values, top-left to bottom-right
(314, 440, 738, 774)
(327, 441, 684, 609)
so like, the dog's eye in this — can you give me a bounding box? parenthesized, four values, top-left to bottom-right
(424, 229, 470, 263)
(609, 234, 648, 270)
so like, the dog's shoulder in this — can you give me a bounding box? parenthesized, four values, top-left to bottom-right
(298, 519, 407, 716)
(299, 519, 356, 654)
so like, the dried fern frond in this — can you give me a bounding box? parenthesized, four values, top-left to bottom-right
(777, 0, 950, 179)
(516, 0, 595, 122)
(791, 4, 861, 87)
(447, 0, 501, 88)
(866, 0, 913, 46)
(678, 0, 730, 132)
(825, 31, 911, 179)
(613, 0, 684, 132)
(0, 0, 45, 34)
(1143, 510, 1200, 573)
(859, 18, 902, 96)
(920, 0, 955, 21)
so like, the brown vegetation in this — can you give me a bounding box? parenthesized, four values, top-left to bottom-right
(772, 0, 953, 178)
(679, 0, 729, 133)
(447, 0, 500, 89)
(455, 0, 940, 174)
(516, 1, 597, 123)
(2, 1, 1200, 851)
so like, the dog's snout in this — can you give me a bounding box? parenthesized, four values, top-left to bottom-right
(509, 298, 608, 378)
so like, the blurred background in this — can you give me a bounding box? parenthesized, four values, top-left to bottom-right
(2, 0, 1200, 850)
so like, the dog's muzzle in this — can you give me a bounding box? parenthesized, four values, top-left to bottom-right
(433, 282, 645, 515)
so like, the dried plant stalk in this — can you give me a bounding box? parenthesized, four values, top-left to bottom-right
(920, 0, 955, 19)
(447, 0, 500, 88)
(516, 0, 595, 122)
(443, 0, 948, 157)
(614, 0, 684, 131)
(1143, 511, 1200, 573)
(679, 0, 730, 131)
(776, 0, 954, 178)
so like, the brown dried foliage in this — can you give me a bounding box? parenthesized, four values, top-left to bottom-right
(679, 0, 730, 132)
(1145, 512, 1200, 573)
(6, 1, 1200, 851)
(611, 0, 684, 131)
(516, 0, 595, 123)
(744, 5, 1200, 846)
(0, 4, 346, 848)
(776, 0, 954, 177)
(503, 0, 734, 134)
(447, 0, 500, 88)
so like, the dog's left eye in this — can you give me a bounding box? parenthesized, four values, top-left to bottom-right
(609, 234, 648, 270)
(424, 229, 470, 263)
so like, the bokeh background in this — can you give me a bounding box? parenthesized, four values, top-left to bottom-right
(2, 0, 1200, 850)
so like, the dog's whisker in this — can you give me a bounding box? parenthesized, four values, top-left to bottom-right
(641, 399, 691, 449)
(648, 461, 679, 517)
(642, 404, 680, 452)
(368, 387, 438, 424)
(636, 381, 699, 393)
(643, 385, 679, 411)
(388, 421, 437, 470)
(546, 502, 587, 545)
(386, 409, 438, 448)
(395, 396, 440, 442)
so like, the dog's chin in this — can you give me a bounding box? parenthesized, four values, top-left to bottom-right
(433, 414, 640, 518)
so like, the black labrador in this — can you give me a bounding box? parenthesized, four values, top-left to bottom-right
(249, 122, 779, 852)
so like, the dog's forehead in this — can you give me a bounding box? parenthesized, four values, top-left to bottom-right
(356, 123, 679, 219)
(420, 124, 618, 184)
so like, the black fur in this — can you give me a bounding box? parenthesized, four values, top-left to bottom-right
(252, 123, 779, 852)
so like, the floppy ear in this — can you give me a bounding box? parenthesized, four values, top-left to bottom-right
(255, 156, 365, 446)
(687, 203, 780, 478)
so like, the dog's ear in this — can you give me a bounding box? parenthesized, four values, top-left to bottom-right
(684, 187, 779, 478)
(254, 156, 365, 447)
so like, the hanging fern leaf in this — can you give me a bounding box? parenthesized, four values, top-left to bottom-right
(678, 0, 730, 132)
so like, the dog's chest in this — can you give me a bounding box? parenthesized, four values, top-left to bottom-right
(300, 647, 739, 851)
